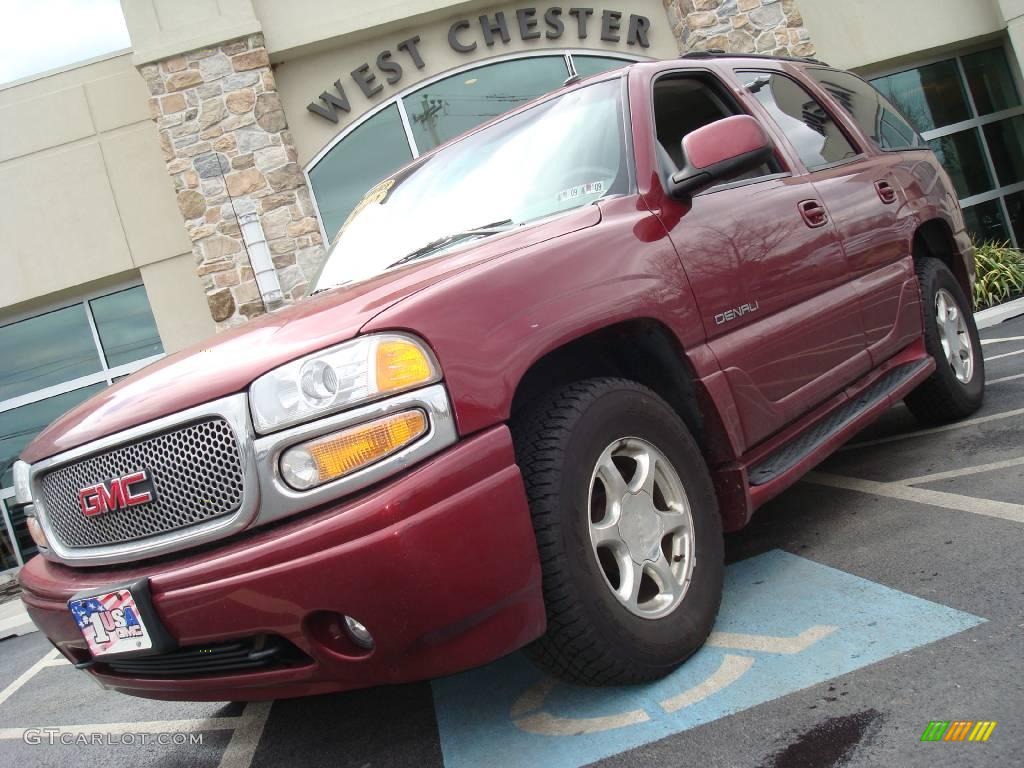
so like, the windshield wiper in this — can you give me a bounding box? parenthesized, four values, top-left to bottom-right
(386, 219, 515, 269)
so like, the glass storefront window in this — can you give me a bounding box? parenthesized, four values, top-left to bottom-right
(872, 59, 971, 133)
(983, 116, 1024, 187)
(90, 285, 163, 368)
(306, 53, 638, 247)
(0, 284, 165, 567)
(0, 304, 101, 402)
(962, 48, 1021, 116)
(1004, 190, 1024, 246)
(962, 200, 1010, 245)
(308, 104, 413, 242)
(403, 56, 570, 152)
(573, 55, 630, 78)
(926, 130, 994, 198)
(0, 382, 106, 488)
(873, 46, 1024, 246)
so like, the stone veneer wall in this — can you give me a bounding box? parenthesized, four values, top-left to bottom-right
(140, 34, 324, 329)
(664, 0, 815, 58)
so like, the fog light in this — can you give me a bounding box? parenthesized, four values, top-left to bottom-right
(26, 515, 48, 549)
(344, 615, 374, 649)
(279, 409, 428, 490)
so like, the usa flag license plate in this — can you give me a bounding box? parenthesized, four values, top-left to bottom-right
(69, 588, 153, 657)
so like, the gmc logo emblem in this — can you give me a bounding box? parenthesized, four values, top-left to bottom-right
(78, 470, 155, 517)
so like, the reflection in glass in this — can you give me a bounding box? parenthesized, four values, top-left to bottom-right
(403, 57, 569, 152)
(316, 80, 625, 290)
(871, 60, 971, 133)
(808, 68, 921, 151)
(0, 383, 106, 488)
(983, 116, 1024, 187)
(573, 55, 629, 78)
(1004, 191, 1024, 246)
(747, 73, 857, 169)
(962, 200, 1009, 245)
(0, 305, 101, 403)
(962, 48, 1020, 116)
(309, 104, 413, 242)
(926, 130, 993, 198)
(90, 286, 163, 368)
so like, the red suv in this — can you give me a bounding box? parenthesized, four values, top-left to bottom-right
(15, 54, 982, 700)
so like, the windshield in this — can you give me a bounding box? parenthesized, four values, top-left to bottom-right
(313, 77, 627, 291)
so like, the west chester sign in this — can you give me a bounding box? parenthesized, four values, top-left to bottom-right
(306, 6, 652, 123)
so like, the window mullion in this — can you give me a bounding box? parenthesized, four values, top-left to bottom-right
(395, 98, 420, 159)
(82, 299, 110, 381)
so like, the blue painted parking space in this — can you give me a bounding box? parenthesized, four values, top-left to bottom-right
(431, 550, 984, 768)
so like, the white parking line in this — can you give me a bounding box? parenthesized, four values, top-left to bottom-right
(840, 407, 1024, 450)
(218, 701, 273, 768)
(897, 456, 1024, 486)
(0, 646, 272, 768)
(990, 372, 1024, 385)
(805, 472, 1024, 523)
(985, 348, 1024, 362)
(0, 649, 60, 708)
(981, 337, 1024, 345)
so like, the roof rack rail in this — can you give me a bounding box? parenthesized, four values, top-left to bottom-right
(681, 50, 831, 67)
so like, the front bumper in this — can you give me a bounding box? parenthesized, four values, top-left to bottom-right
(18, 425, 545, 701)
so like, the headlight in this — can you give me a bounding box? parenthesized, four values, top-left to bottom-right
(249, 334, 441, 433)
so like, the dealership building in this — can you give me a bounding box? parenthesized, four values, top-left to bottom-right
(1, 0, 1023, 569)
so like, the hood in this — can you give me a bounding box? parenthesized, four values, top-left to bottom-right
(22, 205, 600, 463)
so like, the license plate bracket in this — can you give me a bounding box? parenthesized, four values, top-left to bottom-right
(68, 578, 175, 659)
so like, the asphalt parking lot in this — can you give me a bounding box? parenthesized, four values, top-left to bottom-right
(2, 314, 1022, 768)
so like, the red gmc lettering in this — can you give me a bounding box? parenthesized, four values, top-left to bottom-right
(78, 471, 153, 517)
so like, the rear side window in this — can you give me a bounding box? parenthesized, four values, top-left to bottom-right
(739, 71, 858, 170)
(806, 68, 925, 151)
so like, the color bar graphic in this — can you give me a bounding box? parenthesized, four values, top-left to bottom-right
(921, 720, 996, 742)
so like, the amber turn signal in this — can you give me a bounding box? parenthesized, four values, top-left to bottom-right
(375, 338, 435, 394)
(279, 410, 428, 490)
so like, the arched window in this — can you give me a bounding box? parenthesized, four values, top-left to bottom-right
(305, 52, 637, 241)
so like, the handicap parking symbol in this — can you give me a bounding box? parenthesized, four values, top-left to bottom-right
(431, 550, 984, 768)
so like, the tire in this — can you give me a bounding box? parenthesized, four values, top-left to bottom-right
(512, 377, 723, 685)
(904, 258, 984, 425)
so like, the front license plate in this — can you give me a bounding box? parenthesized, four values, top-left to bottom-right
(69, 588, 153, 657)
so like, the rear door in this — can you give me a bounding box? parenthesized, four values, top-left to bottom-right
(800, 67, 928, 365)
(646, 68, 870, 450)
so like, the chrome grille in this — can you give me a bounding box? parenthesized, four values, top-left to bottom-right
(38, 418, 244, 548)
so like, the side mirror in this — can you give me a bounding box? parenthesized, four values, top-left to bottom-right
(667, 115, 774, 199)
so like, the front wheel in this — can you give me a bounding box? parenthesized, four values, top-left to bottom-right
(513, 378, 723, 685)
(904, 259, 984, 425)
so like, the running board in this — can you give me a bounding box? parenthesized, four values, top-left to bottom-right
(748, 361, 930, 486)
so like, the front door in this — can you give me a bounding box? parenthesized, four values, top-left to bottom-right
(647, 70, 871, 450)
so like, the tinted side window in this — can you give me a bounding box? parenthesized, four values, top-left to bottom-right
(807, 68, 924, 151)
(740, 71, 857, 170)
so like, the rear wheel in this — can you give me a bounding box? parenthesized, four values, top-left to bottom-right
(513, 378, 723, 685)
(905, 259, 984, 425)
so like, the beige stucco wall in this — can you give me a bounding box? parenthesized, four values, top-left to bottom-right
(139, 252, 219, 352)
(269, 0, 677, 165)
(0, 52, 214, 350)
(800, 0, 1006, 71)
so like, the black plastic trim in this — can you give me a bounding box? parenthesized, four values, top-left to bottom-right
(748, 361, 929, 486)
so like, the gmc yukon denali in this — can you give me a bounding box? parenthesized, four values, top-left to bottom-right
(15, 54, 983, 700)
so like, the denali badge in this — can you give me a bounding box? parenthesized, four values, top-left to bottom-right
(714, 301, 760, 325)
(78, 470, 155, 517)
